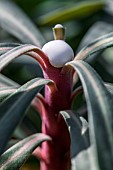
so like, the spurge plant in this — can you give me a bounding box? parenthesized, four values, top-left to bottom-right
(0, 22, 113, 170)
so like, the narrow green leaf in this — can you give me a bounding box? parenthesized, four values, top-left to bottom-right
(0, 78, 51, 155)
(0, 44, 47, 71)
(0, 133, 51, 170)
(67, 60, 113, 170)
(77, 21, 113, 51)
(75, 32, 113, 60)
(61, 111, 89, 158)
(0, 43, 20, 55)
(0, 0, 45, 46)
(0, 43, 43, 75)
(0, 87, 17, 102)
(37, 1, 105, 25)
(70, 83, 113, 101)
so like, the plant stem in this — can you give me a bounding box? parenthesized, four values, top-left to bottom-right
(39, 65, 73, 170)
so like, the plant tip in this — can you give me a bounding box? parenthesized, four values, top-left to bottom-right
(53, 24, 66, 40)
(54, 24, 64, 29)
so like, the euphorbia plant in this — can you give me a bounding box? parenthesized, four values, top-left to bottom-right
(0, 24, 113, 170)
(0, 1, 113, 170)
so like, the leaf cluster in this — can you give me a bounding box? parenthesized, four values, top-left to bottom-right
(0, 0, 113, 169)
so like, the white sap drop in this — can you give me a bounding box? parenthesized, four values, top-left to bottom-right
(42, 40, 74, 68)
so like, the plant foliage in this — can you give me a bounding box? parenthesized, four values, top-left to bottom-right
(0, 0, 113, 170)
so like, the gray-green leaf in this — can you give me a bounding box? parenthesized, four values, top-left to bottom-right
(0, 78, 51, 156)
(67, 60, 113, 170)
(0, 133, 51, 170)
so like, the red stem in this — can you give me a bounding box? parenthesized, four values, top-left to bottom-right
(38, 65, 73, 170)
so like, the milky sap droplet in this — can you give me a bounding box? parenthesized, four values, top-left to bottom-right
(42, 40, 74, 68)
